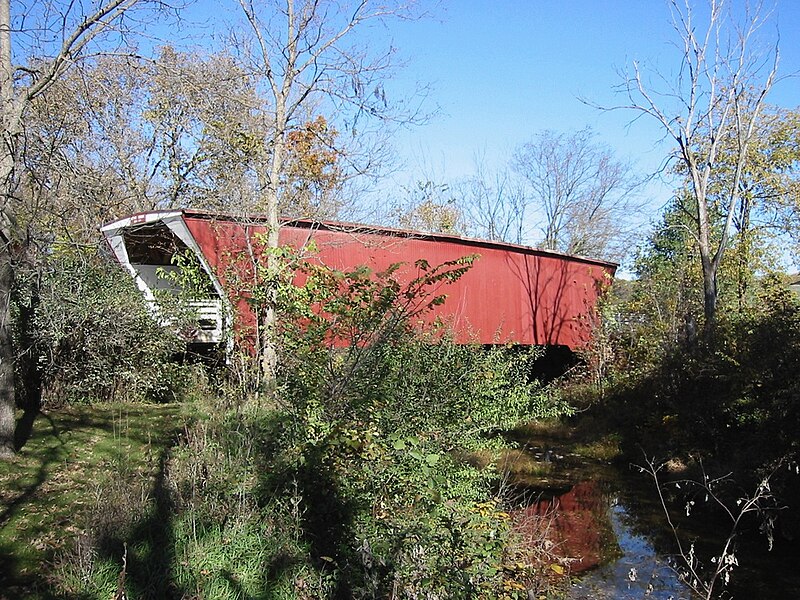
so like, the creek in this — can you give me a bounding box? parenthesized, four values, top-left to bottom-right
(512, 440, 800, 599)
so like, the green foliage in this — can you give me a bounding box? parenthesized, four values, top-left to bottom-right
(165, 406, 340, 599)
(622, 103, 799, 362)
(254, 253, 568, 597)
(15, 249, 186, 405)
(608, 274, 800, 469)
(703, 280, 800, 459)
(156, 248, 215, 300)
(611, 193, 785, 373)
(34, 250, 569, 599)
(700, 104, 800, 257)
(617, 198, 703, 367)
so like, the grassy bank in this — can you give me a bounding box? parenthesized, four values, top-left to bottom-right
(0, 403, 186, 598)
(0, 392, 573, 598)
(0, 256, 580, 599)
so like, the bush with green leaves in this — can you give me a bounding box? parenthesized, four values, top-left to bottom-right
(164, 371, 549, 599)
(253, 253, 569, 597)
(606, 274, 800, 475)
(149, 251, 572, 599)
(14, 248, 187, 405)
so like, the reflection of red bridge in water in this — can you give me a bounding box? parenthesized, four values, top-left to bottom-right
(513, 481, 617, 573)
(101, 210, 617, 349)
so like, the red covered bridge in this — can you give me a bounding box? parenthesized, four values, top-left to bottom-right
(101, 210, 616, 350)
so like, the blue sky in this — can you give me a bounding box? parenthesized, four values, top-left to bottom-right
(168, 0, 799, 263)
(177, 0, 799, 220)
(381, 1, 800, 214)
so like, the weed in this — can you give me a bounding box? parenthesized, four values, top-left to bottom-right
(638, 454, 787, 600)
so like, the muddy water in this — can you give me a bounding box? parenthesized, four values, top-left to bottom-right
(512, 443, 800, 599)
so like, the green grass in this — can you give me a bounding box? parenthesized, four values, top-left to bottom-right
(0, 402, 186, 598)
(572, 435, 622, 462)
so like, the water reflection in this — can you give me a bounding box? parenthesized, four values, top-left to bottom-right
(513, 481, 619, 573)
(569, 500, 692, 599)
(514, 478, 693, 599)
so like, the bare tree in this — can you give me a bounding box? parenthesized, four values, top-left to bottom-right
(227, 0, 424, 384)
(511, 128, 640, 260)
(459, 159, 529, 244)
(616, 0, 779, 337)
(0, 0, 170, 456)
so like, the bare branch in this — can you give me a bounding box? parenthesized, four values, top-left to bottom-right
(603, 0, 782, 335)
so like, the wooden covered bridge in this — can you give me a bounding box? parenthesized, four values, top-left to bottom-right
(101, 210, 616, 350)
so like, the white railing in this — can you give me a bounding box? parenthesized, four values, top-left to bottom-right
(187, 298, 225, 344)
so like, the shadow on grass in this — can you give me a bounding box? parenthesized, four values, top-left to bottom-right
(13, 406, 40, 452)
(87, 450, 186, 600)
(4, 402, 371, 598)
(0, 403, 185, 598)
(0, 412, 68, 596)
(0, 412, 63, 524)
(253, 413, 360, 599)
(296, 453, 355, 597)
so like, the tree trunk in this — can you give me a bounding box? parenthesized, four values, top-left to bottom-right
(258, 193, 281, 387)
(258, 79, 286, 388)
(736, 201, 752, 312)
(253, 138, 283, 388)
(0, 0, 16, 457)
(0, 242, 15, 457)
(698, 214, 719, 340)
(16, 275, 42, 412)
(702, 259, 717, 340)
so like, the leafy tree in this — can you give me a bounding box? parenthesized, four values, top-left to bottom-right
(17, 249, 185, 406)
(21, 47, 263, 243)
(623, 198, 704, 364)
(393, 180, 464, 234)
(223, 0, 427, 384)
(701, 105, 800, 308)
(0, 0, 172, 457)
(282, 115, 344, 219)
(22, 46, 353, 247)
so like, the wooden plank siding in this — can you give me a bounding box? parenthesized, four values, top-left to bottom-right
(175, 211, 616, 349)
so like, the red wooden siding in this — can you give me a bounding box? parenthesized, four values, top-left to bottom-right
(182, 213, 615, 349)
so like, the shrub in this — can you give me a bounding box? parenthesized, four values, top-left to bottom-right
(14, 249, 187, 406)
(57, 252, 572, 599)
(605, 275, 800, 473)
(251, 254, 570, 597)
